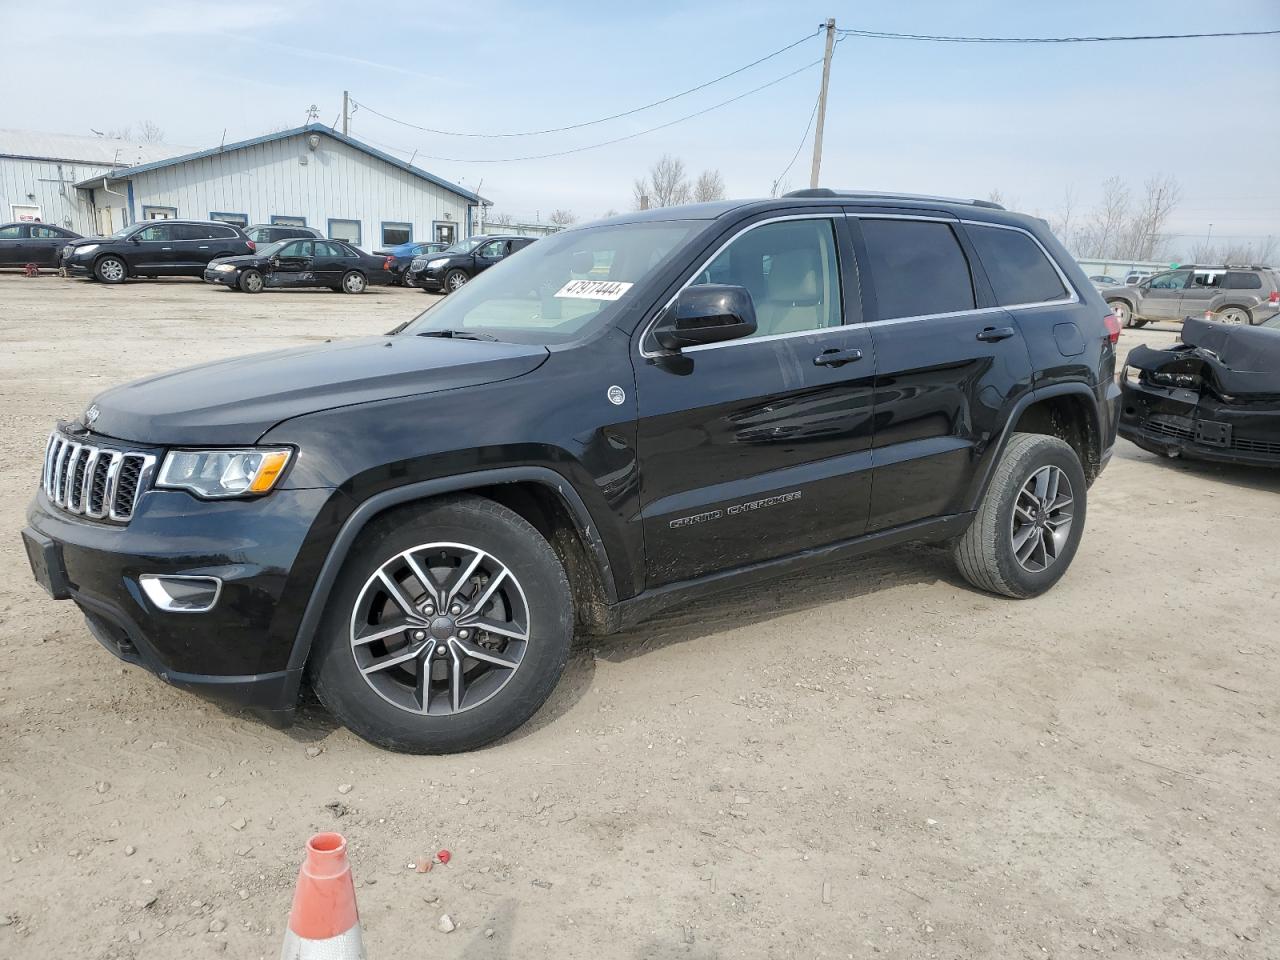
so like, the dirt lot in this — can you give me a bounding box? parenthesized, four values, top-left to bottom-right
(1, 273, 1276, 959)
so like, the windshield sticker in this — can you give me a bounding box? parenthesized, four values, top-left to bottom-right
(554, 279, 633, 301)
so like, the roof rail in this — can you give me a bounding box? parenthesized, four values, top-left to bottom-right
(783, 188, 1005, 210)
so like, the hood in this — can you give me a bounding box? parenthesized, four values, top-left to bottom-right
(84, 335, 550, 446)
(66, 235, 118, 247)
(208, 253, 263, 267)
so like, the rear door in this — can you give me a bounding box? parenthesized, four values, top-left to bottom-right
(634, 212, 877, 586)
(28, 225, 74, 265)
(311, 240, 349, 286)
(1138, 270, 1190, 320)
(1180, 270, 1222, 318)
(172, 222, 215, 269)
(0, 224, 26, 265)
(848, 212, 1033, 530)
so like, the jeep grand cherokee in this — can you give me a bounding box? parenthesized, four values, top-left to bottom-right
(23, 190, 1121, 753)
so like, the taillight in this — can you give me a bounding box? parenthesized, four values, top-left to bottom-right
(1103, 313, 1121, 345)
(1269, 290, 1278, 304)
(383, 257, 393, 271)
(246, 239, 256, 251)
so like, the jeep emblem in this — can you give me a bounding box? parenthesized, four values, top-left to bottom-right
(606, 386, 625, 406)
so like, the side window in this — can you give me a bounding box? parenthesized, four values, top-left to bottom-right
(965, 224, 1067, 305)
(136, 224, 173, 242)
(478, 240, 505, 258)
(1191, 272, 1222, 288)
(1149, 270, 1190, 290)
(858, 219, 975, 320)
(0, 225, 23, 239)
(1223, 272, 1262, 290)
(691, 218, 842, 338)
(314, 241, 345, 258)
(175, 224, 214, 241)
(278, 240, 313, 258)
(31, 226, 63, 238)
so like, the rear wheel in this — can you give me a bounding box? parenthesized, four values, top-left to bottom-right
(311, 497, 573, 753)
(238, 269, 264, 293)
(953, 433, 1087, 599)
(1216, 306, 1250, 325)
(95, 255, 127, 284)
(341, 270, 367, 294)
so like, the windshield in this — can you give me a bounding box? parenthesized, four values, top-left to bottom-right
(402, 221, 699, 344)
(440, 237, 487, 255)
(110, 224, 141, 238)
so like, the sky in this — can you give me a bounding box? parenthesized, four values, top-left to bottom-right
(4, 0, 1279, 248)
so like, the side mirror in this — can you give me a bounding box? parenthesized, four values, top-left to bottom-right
(129, 235, 142, 243)
(652, 284, 757, 351)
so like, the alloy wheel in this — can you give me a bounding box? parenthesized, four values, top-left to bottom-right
(1010, 465, 1074, 573)
(1110, 301, 1130, 326)
(1217, 307, 1248, 325)
(349, 542, 530, 715)
(448, 272, 467, 291)
(99, 258, 124, 282)
(344, 272, 366, 293)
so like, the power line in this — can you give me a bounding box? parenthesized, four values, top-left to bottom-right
(837, 26, 1280, 43)
(772, 93, 821, 196)
(352, 29, 822, 139)
(359, 59, 823, 164)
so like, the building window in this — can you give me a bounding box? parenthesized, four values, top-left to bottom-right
(210, 212, 248, 227)
(142, 205, 178, 220)
(432, 221, 457, 246)
(381, 222, 412, 247)
(328, 219, 361, 246)
(271, 215, 306, 227)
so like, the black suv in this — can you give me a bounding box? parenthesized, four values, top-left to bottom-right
(23, 191, 1120, 753)
(62, 219, 255, 282)
(406, 234, 536, 292)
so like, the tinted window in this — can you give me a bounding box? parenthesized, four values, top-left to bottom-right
(0, 225, 24, 239)
(966, 224, 1067, 305)
(314, 241, 347, 258)
(1223, 272, 1262, 290)
(31, 225, 65, 238)
(858, 219, 975, 320)
(692, 218, 842, 339)
(174, 224, 213, 241)
(210, 225, 238, 239)
(136, 223, 174, 241)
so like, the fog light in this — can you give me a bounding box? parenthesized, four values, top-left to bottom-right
(139, 574, 222, 613)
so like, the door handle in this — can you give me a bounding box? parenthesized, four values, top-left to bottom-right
(976, 326, 1016, 342)
(814, 347, 863, 367)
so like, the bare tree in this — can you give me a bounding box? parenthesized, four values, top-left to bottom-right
(1121, 175, 1181, 260)
(601, 208, 619, 219)
(633, 155, 691, 210)
(106, 120, 166, 143)
(486, 212, 514, 227)
(693, 169, 726, 203)
(548, 209, 578, 227)
(1188, 236, 1278, 266)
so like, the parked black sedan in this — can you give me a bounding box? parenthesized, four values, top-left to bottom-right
(0, 222, 81, 267)
(406, 234, 536, 292)
(204, 237, 396, 294)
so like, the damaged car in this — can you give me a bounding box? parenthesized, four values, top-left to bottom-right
(1119, 315, 1280, 467)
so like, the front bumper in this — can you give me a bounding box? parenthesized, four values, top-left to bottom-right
(1119, 379, 1280, 467)
(203, 268, 237, 286)
(408, 268, 445, 291)
(23, 483, 342, 722)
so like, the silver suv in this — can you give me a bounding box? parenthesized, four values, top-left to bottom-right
(1104, 265, 1280, 327)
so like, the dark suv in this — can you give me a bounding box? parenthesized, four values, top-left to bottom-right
(62, 220, 255, 283)
(23, 190, 1120, 753)
(406, 234, 536, 292)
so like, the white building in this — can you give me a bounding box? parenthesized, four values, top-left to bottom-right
(2, 124, 485, 249)
(0, 129, 186, 233)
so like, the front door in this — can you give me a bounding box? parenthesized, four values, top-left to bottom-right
(848, 214, 1034, 530)
(271, 240, 315, 286)
(634, 213, 877, 587)
(472, 238, 507, 276)
(131, 221, 177, 272)
(1139, 270, 1190, 320)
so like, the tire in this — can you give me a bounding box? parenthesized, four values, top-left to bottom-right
(952, 433, 1087, 599)
(1131, 319, 1148, 328)
(94, 255, 127, 284)
(1215, 305, 1250, 325)
(238, 269, 264, 294)
(310, 496, 573, 753)
(444, 268, 469, 293)
(341, 270, 367, 294)
(1107, 299, 1136, 328)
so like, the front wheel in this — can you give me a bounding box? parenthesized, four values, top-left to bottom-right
(952, 433, 1087, 599)
(310, 496, 573, 753)
(95, 255, 127, 284)
(238, 269, 264, 293)
(444, 268, 469, 293)
(341, 270, 367, 294)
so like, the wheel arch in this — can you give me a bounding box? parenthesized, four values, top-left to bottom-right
(283, 467, 617, 692)
(965, 382, 1102, 512)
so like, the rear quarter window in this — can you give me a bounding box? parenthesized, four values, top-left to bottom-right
(858, 219, 976, 320)
(1223, 272, 1262, 290)
(966, 224, 1068, 305)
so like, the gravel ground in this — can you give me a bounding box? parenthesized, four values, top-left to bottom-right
(1, 273, 1276, 959)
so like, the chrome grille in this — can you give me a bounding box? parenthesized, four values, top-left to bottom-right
(41, 433, 156, 522)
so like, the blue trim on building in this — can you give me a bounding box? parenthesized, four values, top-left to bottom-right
(74, 124, 485, 203)
(141, 205, 178, 220)
(210, 211, 248, 226)
(327, 218, 362, 245)
(126, 181, 136, 225)
(270, 215, 307, 226)
(380, 221, 412, 246)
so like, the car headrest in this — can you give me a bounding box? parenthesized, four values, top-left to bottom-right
(764, 248, 819, 305)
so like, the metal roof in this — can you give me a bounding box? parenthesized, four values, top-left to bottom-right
(73, 124, 485, 203)
(0, 129, 192, 166)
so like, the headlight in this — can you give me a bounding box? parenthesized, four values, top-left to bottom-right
(157, 448, 292, 499)
(76, 244, 99, 255)
(426, 258, 450, 269)
(213, 263, 237, 272)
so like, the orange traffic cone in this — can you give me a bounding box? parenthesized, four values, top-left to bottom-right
(280, 833, 366, 959)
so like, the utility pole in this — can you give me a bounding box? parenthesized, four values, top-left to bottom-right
(809, 18, 836, 189)
(342, 91, 350, 136)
